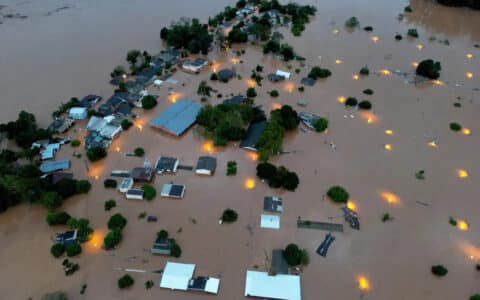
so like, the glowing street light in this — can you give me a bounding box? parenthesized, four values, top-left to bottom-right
(352, 74, 360, 80)
(380, 191, 400, 204)
(380, 69, 391, 75)
(384, 144, 392, 151)
(337, 96, 346, 104)
(462, 128, 471, 135)
(456, 220, 469, 231)
(466, 53, 474, 59)
(357, 276, 371, 292)
(245, 178, 256, 189)
(202, 141, 215, 153)
(385, 129, 394, 135)
(347, 200, 357, 211)
(412, 61, 419, 67)
(371, 36, 380, 43)
(466, 72, 473, 79)
(428, 140, 438, 148)
(335, 59, 343, 64)
(416, 44, 424, 50)
(457, 169, 469, 178)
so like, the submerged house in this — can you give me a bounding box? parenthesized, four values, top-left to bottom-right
(79, 95, 102, 109)
(55, 230, 78, 246)
(195, 156, 217, 175)
(131, 167, 155, 182)
(182, 58, 208, 73)
(68, 107, 88, 120)
(151, 237, 175, 255)
(264, 196, 284, 213)
(40, 160, 70, 173)
(150, 99, 202, 136)
(155, 156, 179, 174)
(161, 184, 186, 199)
(118, 177, 134, 193)
(217, 68, 236, 82)
(48, 118, 75, 134)
(223, 95, 247, 105)
(239, 120, 267, 151)
(271, 249, 289, 275)
(126, 188, 144, 200)
(298, 112, 320, 130)
(159, 262, 220, 295)
(244, 271, 301, 300)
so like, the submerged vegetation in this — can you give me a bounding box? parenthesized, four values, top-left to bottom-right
(256, 162, 299, 191)
(160, 18, 212, 54)
(416, 59, 442, 79)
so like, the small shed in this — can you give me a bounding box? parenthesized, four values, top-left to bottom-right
(55, 230, 78, 246)
(151, 237, 174, 255)
(195, 156, 217, 175)
(267, 73, 286, 82)
(68, 107, 88, 120)
(263, 196, 283, 213)
(276, 70, 291, 79)
(126, 189, 144, 200)
(118, 177, 134, 193)
(260, 214, 280, 229)
(271, 249, 289, 275)
(155, 156, 179, 174)
(160, 262, 196, 290)
(300, 77, 316, 86)
(161, 184, 186, 199)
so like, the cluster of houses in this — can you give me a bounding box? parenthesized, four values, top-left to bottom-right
(110, 155, 216, 201)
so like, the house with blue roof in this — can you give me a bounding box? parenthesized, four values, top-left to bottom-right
(149, 99, 202, 136)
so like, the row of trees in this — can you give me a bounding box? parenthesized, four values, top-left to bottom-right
(256, 105, 299, 161)
(256, 162, 300, 191)
(196, 103, 266, 146)
(160, 18, 213, 54)
(104, 213, 127, 249)
(0, 111, 52, 149)
(263, 39, 295, 61)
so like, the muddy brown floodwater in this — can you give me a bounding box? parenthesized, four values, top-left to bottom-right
(1, 0, 480, 299)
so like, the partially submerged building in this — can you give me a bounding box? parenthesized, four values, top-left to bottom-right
(79, 95, 102, 109)
(264, 196, 284, 213)
(150, 99, 202, 136)
(195, 156, 216, 175)
(271, 249, 289, 275)
(244, 271, 301, 300)
(48, 118, 75, 134)
(298, 112, 320, 130)
(68, 107, 88, 120)
(131, 167, 155, 182)
(182, 58, 208, 73)
(260, 214, 281, 229)
(223, 95, 247, 105)
(126, 188, 144, 200)
(341, 206, 360, 230)
(161, 184, 186, 199)
(217, 68, 236, 82)
(118, 177, 134, 193)
(151, 237, 175, 255)
(55, 230, 78, 246)
(159, 262, 220, 295)
(40, 160, 70, 173)
(240, 121, 267, 151)
(300, 77, 316, 86)
(155, 156, 179, 174)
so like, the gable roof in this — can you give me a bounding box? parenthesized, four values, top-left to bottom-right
(240, 121, 267, 150)
(245, 271, 301, 300)
(160, 262, 196, 291)
(223, 95, 246, 105)
(40, 160, 70, 173)
(271, 249, 289, 275)
(150, 99, 202, 136)
(195, 156, 217, 172)
(155, 156, 179, 173)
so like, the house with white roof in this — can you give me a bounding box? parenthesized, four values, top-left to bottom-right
(244, 270, 301, 300)
(160, 262, 220, 295)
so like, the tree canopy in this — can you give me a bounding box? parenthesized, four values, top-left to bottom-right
(160, 18, 213, 54)
(416, 59, 441, 79)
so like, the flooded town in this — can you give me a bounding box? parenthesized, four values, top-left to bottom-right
(0, 0, 479, 299)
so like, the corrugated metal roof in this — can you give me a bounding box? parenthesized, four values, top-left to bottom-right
(39, 159, 70, 173)
(150, 99, 202, 136)
(245, 271, 301, 300)
(160, 262, 196, 290)
(239, 121, 267, 150)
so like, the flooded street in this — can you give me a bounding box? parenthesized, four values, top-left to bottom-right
(1, 0, 479, 299)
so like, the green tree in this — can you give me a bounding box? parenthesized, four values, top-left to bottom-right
(104, 199, 116, 211)
(197, 81, 213, 97)
(221, 209, 238, 222)
(283, 243, 308, 266)
(134, 147, 145, 157)
(104, 228, 123, 249)
(86, 147, 107, 162)
(126, 50, 141, 67)
(108, 213, 127, 230)
(118, 274, 134, 289)
(358, 100, 372, 110)
(247, 87, 257, 98)
(157, 229, 169, 239)
(141, 184, 156, 200)
(449, 122, 462, 131)
(170, 242, 182, 258)
(50, 243, 65, 258)
(416, 59, 441, 79)
(41, 192, 63, 210)
(141, 96, 158, 110)
(256, 162, 277, 179)
(66, 242, 82, 257)
(327, 186, 350, 203)
(431, 265, 448, 277)
(76, 180, 91, 194)
(308, 66, 332, 79)
(314, 118, 329, 132)
(104, 179, 117, 189)
(46, 211, 71, 226)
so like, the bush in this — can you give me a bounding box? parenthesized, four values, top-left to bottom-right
(470, 295, 480, 300)
(395, 34, 403, 40)
(227, 161, 237, 176)
(66, 242, 82, 257)
(103, 179, 117, 189)
(41, 192, 63, 210)
(416, 59, 441, 79)
(449, 122, 462, 131)
(46, 211, 71, 226)
(247, 87, 257, 98)
(76, 180, 91, 194)
(431, 265, 448, 277)
(363, 26, 373, 32)
(345, 97, 358, 107)
(141, 184, 156, 200)
(327, 186, 350, 203)
(108, 213, 127, 230)
(210, 73, 218, 81)
(359, 66, 369, 76)
(298, 86, 305, 92)
(157, 229, 169, 239)
(256, 65, 264, 72)
(382, 213, 392, 222)
(121, 119, 133, 130)
(345, 16, 359, 28)
(314, 118, 329, 132)
(118, 274, 134, 289)
(71, 139, 81, 147)
(407, 28, 419, 38)
(86, 146, 107, 162)
(404, 5, 413, 12)
(282, 171, 299, 191)
(145, 280, 154, 289)
(41, 291, 68, 300)
(358, 100, 372, 110)
(283, 243, 308, 266)
(104, 228, 123, 249)
(141, 96, 158, 110)
(221, 209, 238, 222)
(308, 66, 332, 79)
(134, 147, 145, 157)
(51, 243, 65, 258)
(256, 162, 277, 180)
(170, 242, 182, 258)
(363, 89, 374, 95)
(269, 90, 279, 97)
(104, 199, 116, 211)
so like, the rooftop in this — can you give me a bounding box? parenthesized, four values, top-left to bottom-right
(271, 249, 289, 275)
(161, 184, 186, 198)
(195, 156, 217, 173)
(39, 160, 70, 173)
(160, 262, 196, 291)
(150, 99, 202, 136)
(264, 196, 283, 213)
(131, 167, 155, 182)
(156, 156, 179, 174)
(223, 95, 246, 105)
(245, 271, 301, 300)
(239, 121, 267, 151)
